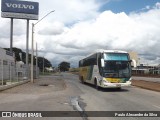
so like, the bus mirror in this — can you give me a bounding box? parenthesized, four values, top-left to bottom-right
(101, 59, 105, 67)
(131, 59, 137, 68)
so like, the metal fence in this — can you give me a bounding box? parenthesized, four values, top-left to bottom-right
(0, 60, 39, 86)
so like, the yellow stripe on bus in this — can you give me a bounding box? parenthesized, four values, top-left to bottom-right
(105, 78, 121, 83)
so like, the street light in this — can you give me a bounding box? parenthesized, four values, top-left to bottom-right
(31, 10, 55, 83)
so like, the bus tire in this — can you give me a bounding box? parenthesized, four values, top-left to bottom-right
(117, 87, 121, 90)
(94, 79, 99, 90)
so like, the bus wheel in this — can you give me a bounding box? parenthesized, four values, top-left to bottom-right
(94, 79, 99, 90)
(117, 87, 121, 90)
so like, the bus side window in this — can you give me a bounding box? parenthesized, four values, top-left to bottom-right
(83, 54, 97, 66)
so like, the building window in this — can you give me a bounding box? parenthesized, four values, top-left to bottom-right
(11, 62, 15, 66)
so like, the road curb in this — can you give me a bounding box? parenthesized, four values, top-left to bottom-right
(0, 80, 30, 91)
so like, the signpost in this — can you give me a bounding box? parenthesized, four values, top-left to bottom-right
(1, 0, 39, 19)
(1, 0, 39, 80)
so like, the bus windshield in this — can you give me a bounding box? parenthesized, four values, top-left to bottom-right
(104, 53, 129, 61)
(103, 61, 131, 78)
(102, 53, 131, 78)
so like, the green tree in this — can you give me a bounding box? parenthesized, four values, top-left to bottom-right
(38, 57, 52, 71)
(58, 61, 70, 71)
(4, 47, 26, 62)
(4, 47, 52, 71)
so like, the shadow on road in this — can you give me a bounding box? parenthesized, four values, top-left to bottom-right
(98, 88, 129, 92)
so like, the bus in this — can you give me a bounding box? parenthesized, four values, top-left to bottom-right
(79, 50, 136, 89)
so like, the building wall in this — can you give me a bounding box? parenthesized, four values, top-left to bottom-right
(0, 48, 39, 82)
(0, 48, 15, 80)
(128, 51, 139, 66)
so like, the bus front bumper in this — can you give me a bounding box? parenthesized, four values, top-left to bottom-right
(101, 81, 131, 88)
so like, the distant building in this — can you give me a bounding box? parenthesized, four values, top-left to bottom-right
(45, 67, 53, 72)
(16, 61, 28, 79)
(132, 64, 160, 75)
(128, 51, 140, 67)
(128, 51, 160, 75)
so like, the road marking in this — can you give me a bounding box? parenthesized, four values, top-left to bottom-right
(153, 105, 160, 109)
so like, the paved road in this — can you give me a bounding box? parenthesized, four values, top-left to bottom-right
(0, 74, 82, 120)
(0, 73, 160, 120)
(62, 72, 160, 120)
(133, 76, 160, 83)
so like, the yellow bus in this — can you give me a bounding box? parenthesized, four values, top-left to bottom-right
(79, 50, 136, 89)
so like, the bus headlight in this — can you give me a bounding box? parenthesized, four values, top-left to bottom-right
(127, 78, 132, 84)
(102, 78, 110, 83)
(126, 80, 131, 84)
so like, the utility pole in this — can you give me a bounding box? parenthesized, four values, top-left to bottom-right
(31, 10, 55, 83)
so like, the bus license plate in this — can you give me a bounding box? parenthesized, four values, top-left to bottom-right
(116, 84, 121, 87)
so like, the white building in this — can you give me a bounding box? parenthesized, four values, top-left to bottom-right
(128, 51, 140, 66)
(0, 48, 15, 81)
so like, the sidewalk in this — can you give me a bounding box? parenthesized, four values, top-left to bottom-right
(0, 74, 82, 120)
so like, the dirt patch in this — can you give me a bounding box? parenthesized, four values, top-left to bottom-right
(132, 80, 160, 92)
(133, 74, 160, 78)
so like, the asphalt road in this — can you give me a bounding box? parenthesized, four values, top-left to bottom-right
(0, 74, 82, 120)
(0, 73, 159, 120)
(62, 72, 160, 120)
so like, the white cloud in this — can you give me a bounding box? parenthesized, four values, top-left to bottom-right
(38, 21, 65, 35)
(0, 19, 10, 38)
(45, 4, 160, 66)
(51, 8, 160, 53)
(36, 0, 101, 24)
(155, 2, 160, 9)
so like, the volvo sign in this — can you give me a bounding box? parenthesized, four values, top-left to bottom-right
(1, 0, 39, 20)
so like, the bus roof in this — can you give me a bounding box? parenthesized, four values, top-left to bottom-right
(95, 49, 128, 54)
(80, 49, 128, 61)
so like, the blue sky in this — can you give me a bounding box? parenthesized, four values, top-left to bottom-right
(100, 0, 160, 13)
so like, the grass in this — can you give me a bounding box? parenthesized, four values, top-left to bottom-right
(39, 72, 52, 76)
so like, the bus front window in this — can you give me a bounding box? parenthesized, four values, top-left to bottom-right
(103, 61, 131, 78)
